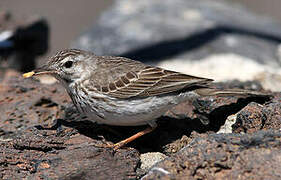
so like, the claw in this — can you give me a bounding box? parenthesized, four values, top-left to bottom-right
(91, 126, 156, 150)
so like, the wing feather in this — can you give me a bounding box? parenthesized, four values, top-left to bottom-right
(86, 57, 213, 99)
(104, 66, 212, 99)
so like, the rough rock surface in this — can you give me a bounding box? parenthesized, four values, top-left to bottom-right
(216, 92, 281, 134)
(233, 94, 281, 133)
(0, 127, 140, 179)
(0, 72, 70, 138)
(143, 130, 281, 180)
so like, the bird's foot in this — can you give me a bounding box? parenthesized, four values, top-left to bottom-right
(92, 126, 156, 150)
(91, 141, 126, 150)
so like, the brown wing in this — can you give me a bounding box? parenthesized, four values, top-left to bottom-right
(86, 56, 213, 99)
(136, 67, 213, 97)
(93, 69, 213, 99)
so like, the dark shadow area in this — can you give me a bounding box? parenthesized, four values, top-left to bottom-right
(195, 96, 272, 132)
(120, 25, 281, 63)
(53, 116, 206, 153)
(0, 19, 49, 72)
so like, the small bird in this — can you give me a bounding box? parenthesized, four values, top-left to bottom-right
(23, 49, 269, 149)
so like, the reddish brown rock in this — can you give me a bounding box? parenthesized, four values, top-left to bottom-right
(0, 75, 70, 137)
(233, 93, 281, 133)
(143, 130, 281, 180)
(0, 127, 140, 179)
(233, 102, 266, 133)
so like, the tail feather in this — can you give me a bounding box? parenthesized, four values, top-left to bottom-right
(195, 88, 272, 98)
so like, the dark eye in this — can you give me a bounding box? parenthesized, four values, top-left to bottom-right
(64, 61, 73, 68)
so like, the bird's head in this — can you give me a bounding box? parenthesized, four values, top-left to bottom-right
(23, 49, 96, 85)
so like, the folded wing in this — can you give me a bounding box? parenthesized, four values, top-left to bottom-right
(96, 65, 213, 99)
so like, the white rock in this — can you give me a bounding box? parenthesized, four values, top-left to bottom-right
(217, 114, 237, 134)
(140, 152, 167, 171)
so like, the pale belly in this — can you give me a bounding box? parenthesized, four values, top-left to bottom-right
(67, 86, 199, 126)
(84, 92, 198, 126)
(87, 96, 175, 126)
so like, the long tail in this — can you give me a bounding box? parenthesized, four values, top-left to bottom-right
(195, 88, 272, 98)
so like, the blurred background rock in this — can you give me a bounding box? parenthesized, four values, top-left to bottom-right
(3, 0, 281, 55)
(1, 0, 113, 58)
(0, 0, 113, 71)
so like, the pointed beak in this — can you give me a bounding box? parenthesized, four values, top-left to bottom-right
(22, 67, 57, 78)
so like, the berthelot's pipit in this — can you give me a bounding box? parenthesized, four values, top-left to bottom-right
(23, 49, 269, 149)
